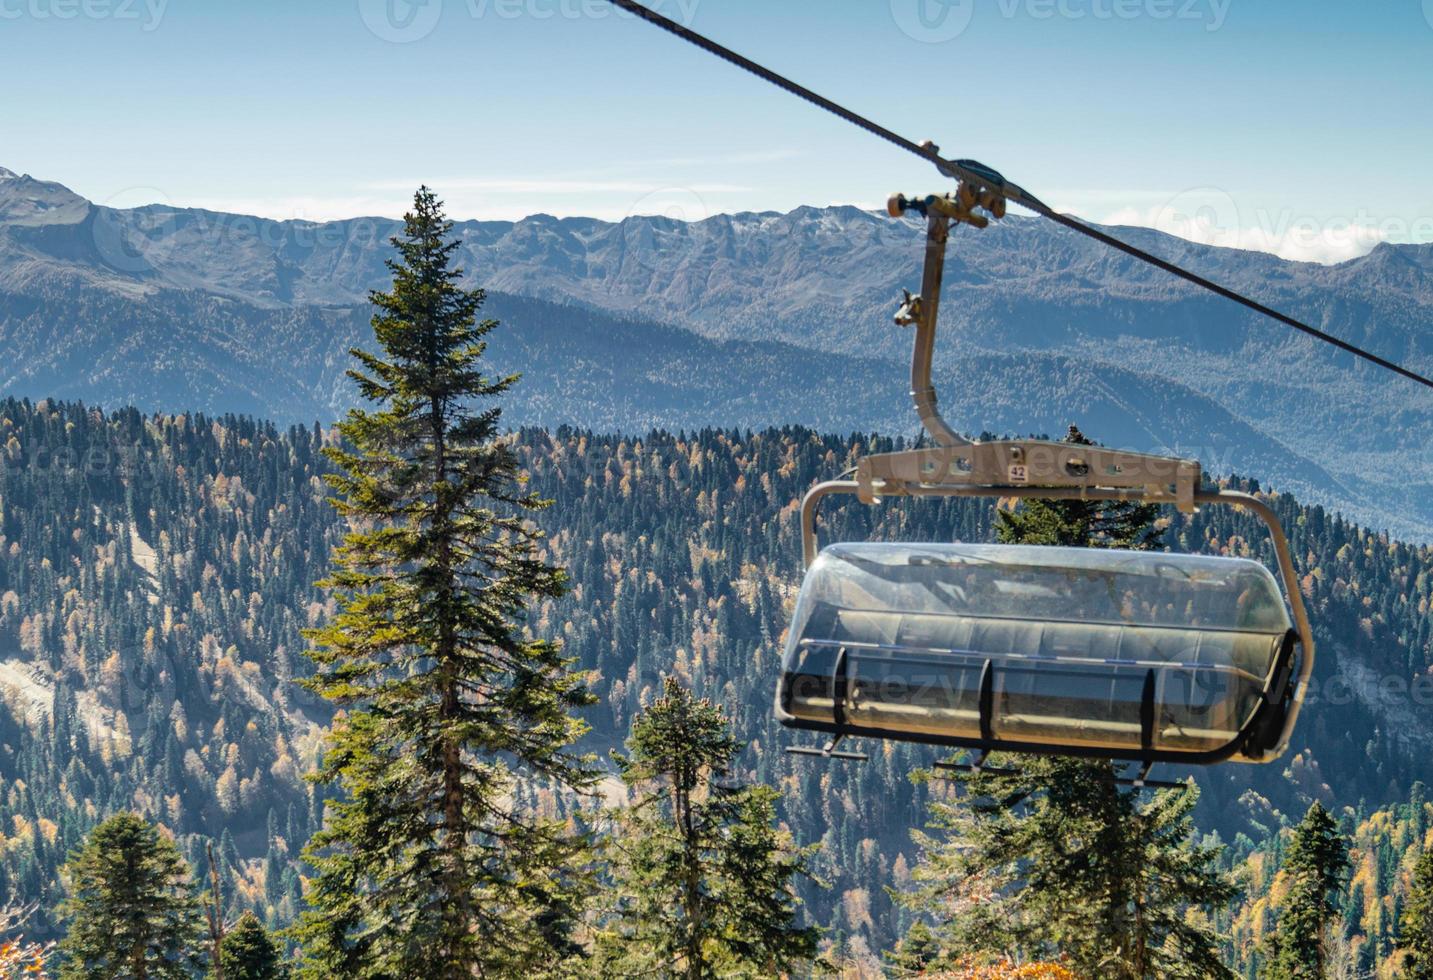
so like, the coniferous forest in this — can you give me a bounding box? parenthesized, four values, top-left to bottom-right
(3, 194, 1433, 977)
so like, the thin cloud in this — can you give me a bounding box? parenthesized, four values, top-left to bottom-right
(1056, 199, 1395, 265)
(612, 148, 802, 169)
(360, 177, 751, 195)
(1129, 211, 1383, 265)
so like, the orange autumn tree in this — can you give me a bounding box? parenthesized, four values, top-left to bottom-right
(0, 904, 52, 979)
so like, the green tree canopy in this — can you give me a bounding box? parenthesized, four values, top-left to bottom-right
(896, 758, 1235, 978)
(58, 813, 202, 980)
(291, 187, 596, 978)
(596, 677, 818, 978)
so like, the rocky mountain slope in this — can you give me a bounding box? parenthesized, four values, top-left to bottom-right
(1, 167, 1428, 537)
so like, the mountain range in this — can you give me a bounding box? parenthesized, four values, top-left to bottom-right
(1, 165, 1429, 537)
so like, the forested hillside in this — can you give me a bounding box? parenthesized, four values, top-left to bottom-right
(2, 398, 1432, 969)
(0, 402, 332, 937)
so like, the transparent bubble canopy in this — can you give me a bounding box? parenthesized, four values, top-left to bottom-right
(776, 543, 1298, 760)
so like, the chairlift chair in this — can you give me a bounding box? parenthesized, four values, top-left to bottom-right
(776, 172, 1315, 771)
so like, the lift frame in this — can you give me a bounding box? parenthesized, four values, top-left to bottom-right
(783, 176, 1316, 771)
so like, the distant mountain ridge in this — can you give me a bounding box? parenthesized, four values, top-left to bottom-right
(0, 167, 1429, 537)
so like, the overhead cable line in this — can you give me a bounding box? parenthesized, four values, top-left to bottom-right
(598, 0, 1433, 392)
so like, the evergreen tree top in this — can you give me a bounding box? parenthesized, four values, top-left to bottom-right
(220, 911, 288, 980)
(58, 813, 203, 980)
(599, 676, 818, 978)
(619, 677, 739, 791)
(1285, 801, 1350, 891)
(293, 186, 595, 978)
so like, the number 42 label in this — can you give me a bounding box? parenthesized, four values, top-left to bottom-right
(1008, 463, 1029, 484)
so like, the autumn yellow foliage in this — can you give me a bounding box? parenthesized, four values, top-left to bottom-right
(927, 957, 1077, 979)
(0, 929, 49, 978)
(0, 939, 48, 977)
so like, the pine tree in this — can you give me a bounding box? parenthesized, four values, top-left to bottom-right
(1265, 802, 1350, 979)
(57, 813, 203, 979)
(895, 425, 1235, 978)
(886, 919, 941, 974)
(1402, 848, 1433, 978)
(896, 759, 1234, 978)
(596, 678, 818, 978)
(218, 912, 286, 980)
(291, 187, 597, 978)
(1120, 784, 1239, 978)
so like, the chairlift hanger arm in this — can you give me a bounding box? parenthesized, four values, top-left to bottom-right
(897, 203, 962, 448)
(874, 194, 1210, 525)
(887, 180, 1014, 450)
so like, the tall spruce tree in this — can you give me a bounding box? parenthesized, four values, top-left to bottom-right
(1401, 847, 1433, 978)
(1265, 802, 1349, 979)
(57, 813, 203, 979)
(894, 425, 1235, 978)
(292, 187, 596, 978)
(595, 678, 818, 978)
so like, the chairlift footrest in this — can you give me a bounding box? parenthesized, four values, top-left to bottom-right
(930, 759, 1186, 790)
(785, 745, 868, 761)
(1114, 777, 1186, 790)
(932, 761, 1021, 778)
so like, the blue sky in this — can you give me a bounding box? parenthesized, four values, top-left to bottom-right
(3, 0, 1431, 262)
